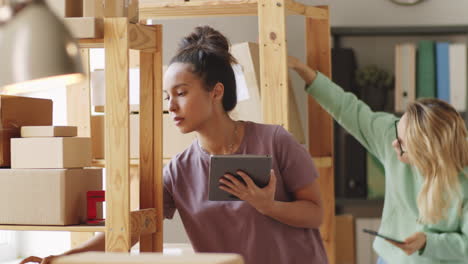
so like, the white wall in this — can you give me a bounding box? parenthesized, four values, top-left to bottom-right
(305, 0, 468, 26)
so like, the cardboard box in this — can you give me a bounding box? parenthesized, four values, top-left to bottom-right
(336, 215, 356, 264)
(21, 126, 77, 138)
(54, 252, 244, 264)
(0, 168, 102, 225)
(46, 0, 83, 17)
(11, 137, 92, 169)
(0, 95, 53, 167)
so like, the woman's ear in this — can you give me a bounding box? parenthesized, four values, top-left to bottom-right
(212, 82, 225, 102)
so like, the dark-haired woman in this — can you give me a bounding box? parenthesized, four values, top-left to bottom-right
(20, 26, 328, 264)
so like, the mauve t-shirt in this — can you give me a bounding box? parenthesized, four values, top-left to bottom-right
(163, 121, 328, 264)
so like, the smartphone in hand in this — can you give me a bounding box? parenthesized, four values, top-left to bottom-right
(363, 229, 404, 244)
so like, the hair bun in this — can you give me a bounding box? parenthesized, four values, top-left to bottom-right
(178, 26, 236, 64)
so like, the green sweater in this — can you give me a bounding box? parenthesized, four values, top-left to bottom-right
(307, 72, 468, 264)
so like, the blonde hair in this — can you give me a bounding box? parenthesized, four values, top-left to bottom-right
(405, 98, 468, 224)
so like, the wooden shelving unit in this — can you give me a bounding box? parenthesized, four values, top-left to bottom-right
(62, 18, 163, 253)
(139, 0, 335, 262)
(1, 0, 335, 261)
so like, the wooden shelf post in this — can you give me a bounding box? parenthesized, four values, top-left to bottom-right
(104, 17, 131, 252)
(306, 6, 336, 264)
(257, 0, 289, 128)
(139, 24, 164, 252)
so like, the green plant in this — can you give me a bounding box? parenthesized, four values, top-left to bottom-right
(355, 65, 393, 90)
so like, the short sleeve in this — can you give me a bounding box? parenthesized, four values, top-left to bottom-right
(163, 165, 176, 219)
(274, 126, 319, 193)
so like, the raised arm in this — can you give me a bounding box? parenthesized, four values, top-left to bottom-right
(289, 56, 397, 161)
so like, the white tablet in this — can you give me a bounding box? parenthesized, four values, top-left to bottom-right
(208, 154, 272, 201)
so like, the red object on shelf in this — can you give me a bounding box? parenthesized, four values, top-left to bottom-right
(87, 190, 105, 224)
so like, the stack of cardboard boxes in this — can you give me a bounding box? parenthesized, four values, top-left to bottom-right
(0, 95, 102, 226)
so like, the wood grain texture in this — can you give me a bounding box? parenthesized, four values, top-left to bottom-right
(67, 48, 91, 137)
(104, 18, 131, 252)
(130, 209, 157, 236)
(285, 0, 327, 18)
(138, 0, 321, 19)
(139, 0, 258, 19)
(79, 38, 104, 49)
(306, 7, 335, 264)
(128, 23, 158, 52)
(139, 25, 163, 253)
(258, 0, 289, 129)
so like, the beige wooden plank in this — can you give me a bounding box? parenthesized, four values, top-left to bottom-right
(306, 7, 335, 264)
(128, 23, 158, 52)
(67, 48, 91, 137)
(71, 232, 95, 248)
(53, 252, 244, 264)
(139, 0, 258, 19)
(0, 225, 104, 232)
(130, 209, 157, 236)
(79, 39, 104, 49)
(104, 17, 131, 253)
(139, 25, 163, 253)
(284, 0, 327, 19)
(139, 0, 321, 19)
(257, 0, 289, 128)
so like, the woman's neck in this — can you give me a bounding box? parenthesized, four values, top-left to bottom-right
(197, 115, 242, 155)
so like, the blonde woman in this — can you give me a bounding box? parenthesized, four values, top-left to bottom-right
(289, 57, 468, 264)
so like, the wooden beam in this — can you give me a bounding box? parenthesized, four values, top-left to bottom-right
(104, 18, 131, 253)
(285, 0, 328, 19)
(67, 48, 91, 137)
(130, 209, 157, 236)
(129, 23, 158, 52)
(306, 6, 335, 264)
(138, 0, 324, 19)
(79, 39, 104, 49)
(139, 0, 258, 19)
(258, 0, 289, 128)
(139, 25, 163, 253)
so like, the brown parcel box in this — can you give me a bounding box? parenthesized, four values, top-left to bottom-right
(54, 252, 244, 264)
(21, 126, 78, 138)
(11, 137, 91, 169)
(0, 95, 53, 167)
(0, 168, 102, 225)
